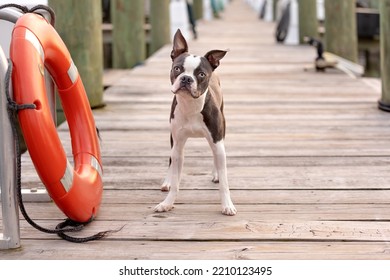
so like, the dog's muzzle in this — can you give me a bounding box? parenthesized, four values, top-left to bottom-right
(172, 75, 195, 95)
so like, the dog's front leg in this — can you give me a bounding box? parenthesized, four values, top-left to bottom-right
(210, 140, 237, 216)
(155, 138, 186, 212)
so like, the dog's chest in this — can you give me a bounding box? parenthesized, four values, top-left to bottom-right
(170, 94, 209, 139)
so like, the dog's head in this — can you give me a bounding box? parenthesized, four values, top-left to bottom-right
(170, 29, 227, 99)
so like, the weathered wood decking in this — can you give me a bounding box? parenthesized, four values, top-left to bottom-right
(2, 1, 390, 259)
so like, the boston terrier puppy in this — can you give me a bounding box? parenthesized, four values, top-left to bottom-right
(154, 29, 237, 216)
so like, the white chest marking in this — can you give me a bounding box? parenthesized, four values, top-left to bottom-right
(172, 90, 209, 139)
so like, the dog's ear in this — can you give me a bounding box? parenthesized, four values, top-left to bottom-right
(171, 29, 188, 61)
(204, 49, 228, 70)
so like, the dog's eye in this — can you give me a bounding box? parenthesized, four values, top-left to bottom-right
(198, 72, 206, 78)
(173, 66, 181, 72)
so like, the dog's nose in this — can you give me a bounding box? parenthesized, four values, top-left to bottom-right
(180, 76, 194, 85)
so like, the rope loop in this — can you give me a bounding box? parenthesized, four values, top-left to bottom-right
(0, 3, 56, 26)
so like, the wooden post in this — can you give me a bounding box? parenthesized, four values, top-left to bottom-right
(150, 0, 170, 55)
(193, 0, 204, 20)
(48, 0, 104, 108)
(378, 0, 390, 111)
(111, 0, 145, 68)
(273, 0, 279, 21)
(324, 0, 358, 63)
(368, 0, 380, 9)
(298, 0, 318, 43)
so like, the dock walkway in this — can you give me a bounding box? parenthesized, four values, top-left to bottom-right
(2, 0, 390, 259)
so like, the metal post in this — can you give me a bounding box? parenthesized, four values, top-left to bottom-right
(0, 7, 22, 250)
(0, 44, 20, 249)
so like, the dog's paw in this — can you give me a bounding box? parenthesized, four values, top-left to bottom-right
(154, 203, 174, 213)
(222, 204, 237, 216)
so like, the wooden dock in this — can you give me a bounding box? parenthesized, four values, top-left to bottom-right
(2, 0, 390, 259)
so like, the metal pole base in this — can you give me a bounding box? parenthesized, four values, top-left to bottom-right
(378, 100, 390, 112)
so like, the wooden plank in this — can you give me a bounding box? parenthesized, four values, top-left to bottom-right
(2, 241, 390, 260)
(19, 156, 390, 192)
(15, 220, 390, 242)
(103, 69, 133, 88)
(5, 204, 390, 222)
(98, 189, 390, 205)
(20, 165, 390, 191)
(41, 127, 390, 157)
(39, 139, 390, 157)
(18, 171, 390, 191)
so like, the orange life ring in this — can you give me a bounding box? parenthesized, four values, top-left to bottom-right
(10, 13, 103, 223)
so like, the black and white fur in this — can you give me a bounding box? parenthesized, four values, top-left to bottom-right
(154, 29, 237, 216)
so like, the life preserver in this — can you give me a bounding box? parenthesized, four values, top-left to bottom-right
(10, 13, 103, 223)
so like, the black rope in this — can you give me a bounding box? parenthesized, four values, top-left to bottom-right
(304, 37, 324, 60)
(56, 220, 125, 243)
(275, 2, 291, 43)
(0, 3, 55, 26)
(29, 4, 56, 26)
(259, 0, 267, 19)
(4, 59, 122, 243)
(0, 3, 29, 13)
